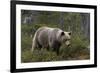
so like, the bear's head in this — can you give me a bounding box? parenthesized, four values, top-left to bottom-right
(57, 30, 71, 46)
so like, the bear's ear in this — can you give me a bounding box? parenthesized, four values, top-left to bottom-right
(68, 32, 71, 35)
(61, 31, 65, 36)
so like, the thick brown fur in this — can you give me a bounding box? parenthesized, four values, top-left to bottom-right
(32, 26, 71, 55)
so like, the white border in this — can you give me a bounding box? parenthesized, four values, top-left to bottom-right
(16, 4, 94, 69)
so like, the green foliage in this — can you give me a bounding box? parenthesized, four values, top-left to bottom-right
(71, 34, 89, 49)
(21, 35, 32, 51)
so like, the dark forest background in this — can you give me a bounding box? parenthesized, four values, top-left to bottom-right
(21, 10, 90, 63)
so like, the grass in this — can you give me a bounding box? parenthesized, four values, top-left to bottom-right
(21, 35, 90, 63)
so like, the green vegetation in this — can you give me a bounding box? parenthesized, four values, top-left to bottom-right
(21, 10, 90, 63)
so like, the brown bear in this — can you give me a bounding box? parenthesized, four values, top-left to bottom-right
(32, 26, 71, 55)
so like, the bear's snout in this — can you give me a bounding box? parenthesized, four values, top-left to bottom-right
(65, 41, 70, 46)
(67, 43, 71, 46)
